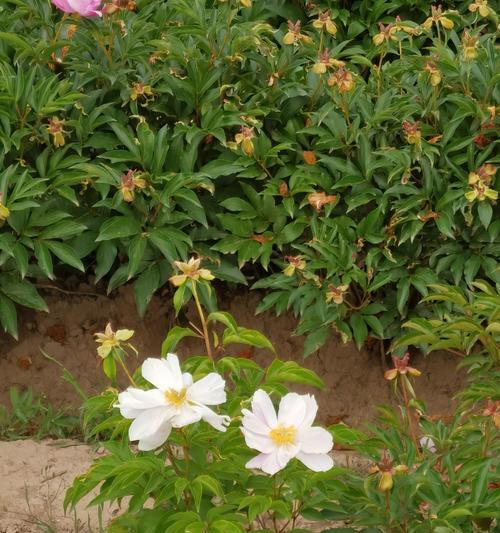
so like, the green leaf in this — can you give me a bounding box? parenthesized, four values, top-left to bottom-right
(46, 241, 85, 272)
(265, 359, 324, 389)
(0, 294, 18, 338)
(303, 326, 330, 357)
(134, 265, 160, 317)
(477, 202, 493, 229)
(0, 277, 48, 312)
(161, 327, 201, 355)
(174, 478, 189, 504)
(96, 217, 142, 241)
(102, 357, 116, 382)
(350, 313, 368, 347)
(207, 311, 238, 333)
(34, 240, 54, 279)
(127, 236, 147, 280)
(222, 327, 275, 352)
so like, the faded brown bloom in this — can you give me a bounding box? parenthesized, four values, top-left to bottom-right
(130, 82, 154, 102)
(326, 284, 349, 305)
(235, 126, 255, 156)
(169, 257, 214, 287)
(312, 49, 345, 75)
(283, 255, 306, 276)
(312, 11, 337, 35)
(483, 399, 500, 428)
(119, 169, 146, 202)
(402, 120, 421, 145)
(384, 353, 421, 380)
(327, 67, 354, 93)
(462, 30, 479, 61)
(47, 117, 66, 148)
(308, 191, 337, 211)
(373, 22, 397, 46)
(371, 451, 408, 492)
(424, 60, 441, 86)
(283, 20, 312, 46)
(303, 151, 317, 165)
(423, 5, 454, 30)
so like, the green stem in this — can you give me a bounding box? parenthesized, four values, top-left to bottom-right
(190, 280, 213, 360)
(117, 356, 136, 387)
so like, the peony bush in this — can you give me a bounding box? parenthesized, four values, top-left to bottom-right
(0, 0, 497, 353)
(64, 265, 499, 531)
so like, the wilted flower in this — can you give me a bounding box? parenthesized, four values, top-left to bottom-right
(373, 22, 397, 46)
(303, 150, 318, 165)
(462, 30, 479, 61)
(169, 257, 214, 287)
(0, 201, 9, 222)
(402, 120, 421, 145)
(423, 5, 454, 30)
(239, 0, 252, 7)
(115, 354, 230, 450)
(234, 126, 255, 156)
(52, 0, 102, 16)
(308, 191, 337, 211)
(384, 353, 421, 380)
(370, 452, 408, 492)
(95, 323, 134, 359)
(419, 436, 437, 453)
(312, 49, 344, 75)
(283, 20, 312, 46)
(474, 134, 490, 149)
(241, 389, 333, 475)
(47, 117, 66, 148)
(424, 60, 441, 86)
(465, 165, 498, 202)
(312, 11, 337, 35)
(283, 256, 306, 276)
(327, 67, 354, 93)
(119, 169, 146, 202)
(483, 399, 500, 428)
(469, 0, 490, 17)
(130, 82, 154, 102)
(326, 284, 349, 305)
(103, 0, 136, 14)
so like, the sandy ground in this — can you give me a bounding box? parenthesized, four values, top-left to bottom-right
(0, 439, 368, 532)
(0, 285, 465, 427)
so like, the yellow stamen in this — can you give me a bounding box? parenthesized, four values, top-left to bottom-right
(269, 425, 296, 445)
(165, 388, 187, 407)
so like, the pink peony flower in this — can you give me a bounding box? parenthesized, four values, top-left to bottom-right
(52, 0, 102, 17)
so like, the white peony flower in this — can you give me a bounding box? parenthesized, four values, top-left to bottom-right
(115, 354, 230, 451)
(241, 389, 334, 475)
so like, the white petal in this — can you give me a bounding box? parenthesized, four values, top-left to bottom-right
(241, 410, 271, 435)
(276, 444, 299, 468)
(115, 388, 166, 418)
(195, 405, 230, 431)
(297, 427, 333, 454)
(128, 406, 172, 442)
(141, 358, 175, 391)
(241, 427, 275, 454)
(182, 373, 193, 388)
(187, 373, 226, 405)
(297, 394, 318, 430)
(261, 451, 285, 475)
(251, 389, 277, 428)
(164, 353, 184, 389)
(171, 405, 201, 428)
(245, 453, 268, 470)
(277, 393, 306, 427)
(137, 419, 172, 451)
(296, 452, 334, 472)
